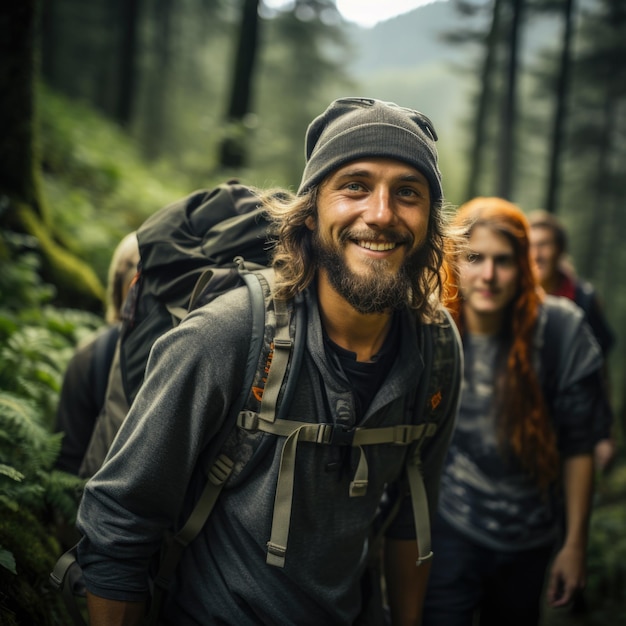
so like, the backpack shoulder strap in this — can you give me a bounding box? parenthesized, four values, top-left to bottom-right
(422, 307, 462, 425)
(90, 324, 121, 412)
(413, 307, 461, 557)
(390, 308, 462, 565)
(148, 262, 298, 620)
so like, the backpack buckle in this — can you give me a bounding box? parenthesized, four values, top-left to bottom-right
(327, 424, 355, 446)
(238, 410, 259, 431)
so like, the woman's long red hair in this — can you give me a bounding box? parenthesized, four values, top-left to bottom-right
(443, 197, 559, 491)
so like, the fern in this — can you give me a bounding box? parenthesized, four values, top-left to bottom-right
(0, 464, 24, 482)
(45, 470, 85, 521)
(0, 392, 51, 457)
(0, 546, 17, 575)
(0, 393, 77, 511)
(0, 233, 56, 311)
(0, 392, 47, 436)
(0, 238, 97, 624)
(0, 313, 100, 431)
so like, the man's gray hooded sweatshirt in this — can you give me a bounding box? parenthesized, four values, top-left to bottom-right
(77, 283, 460, 625)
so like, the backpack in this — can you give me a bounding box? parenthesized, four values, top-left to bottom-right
(78, 180, 272, 478)
(50, 180, 462, 625)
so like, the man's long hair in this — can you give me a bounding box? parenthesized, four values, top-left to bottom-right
(442, 197, 559, 491)
(258, 184, 447, 322)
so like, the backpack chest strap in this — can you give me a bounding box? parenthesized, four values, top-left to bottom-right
(236, 410, 437, 568)
(239, 411, 436, 444)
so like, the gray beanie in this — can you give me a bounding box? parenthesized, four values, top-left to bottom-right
(298, 97, 443, 204)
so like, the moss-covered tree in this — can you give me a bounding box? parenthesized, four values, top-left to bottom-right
(0, 2, 104, 311)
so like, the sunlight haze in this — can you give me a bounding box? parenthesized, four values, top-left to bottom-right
(264, 0, 443, 28)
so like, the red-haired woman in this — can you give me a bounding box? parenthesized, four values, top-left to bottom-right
(423, 197, 602, 626)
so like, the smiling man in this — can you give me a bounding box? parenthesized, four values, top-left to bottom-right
(76, 97, 461, 626)
(312, 159, 431, 321)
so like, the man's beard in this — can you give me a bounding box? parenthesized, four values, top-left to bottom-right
(314, 228, 424, 314)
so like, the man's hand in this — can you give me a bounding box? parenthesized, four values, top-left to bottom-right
(384, 538, 431, 626)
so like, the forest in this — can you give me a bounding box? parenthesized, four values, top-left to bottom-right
(0, 0, 625, 623)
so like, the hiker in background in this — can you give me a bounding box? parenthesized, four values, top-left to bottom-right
(75, 97, 462, 625)
(423, 198, 603, 626)
(528, 209, 616, 473)
(54, 231, 139, 475)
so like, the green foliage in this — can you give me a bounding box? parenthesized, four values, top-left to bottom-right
(0, 231, 102, 426)
(0, 385, 83, 625)
(2, 332, 68, 423)
(39, 84, 189, 282)
(0, 231, 93, 625)
(252, 7, 355, 189)
(0, 508, 72, 626)
(0, 545, 17, 575)
(0, 391, 67, 500)
(586, 462, 626, 607)
(0, 232, 55, 311)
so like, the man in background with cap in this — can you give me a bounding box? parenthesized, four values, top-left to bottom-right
(76, 97, 462, 625)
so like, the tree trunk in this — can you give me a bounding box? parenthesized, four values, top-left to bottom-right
(0, 3, 39, 206)
(496, 0, 524, 200)
(544, 0, 576, 214)
(39, 0, 57, 88)
(465, 0, 503, 201)
(581, 89, 614, 277)
(116, 0, 142, 128)
(0, 1, 104, 310)
(141, 0, 174, 159)
(219, 0, 261, 169)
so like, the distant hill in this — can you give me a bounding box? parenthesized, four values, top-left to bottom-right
(346, 0, 469, 74)
(341, 0, 560, 118)
(327, 0, 561, 203)
(345, 0, 560, 75)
